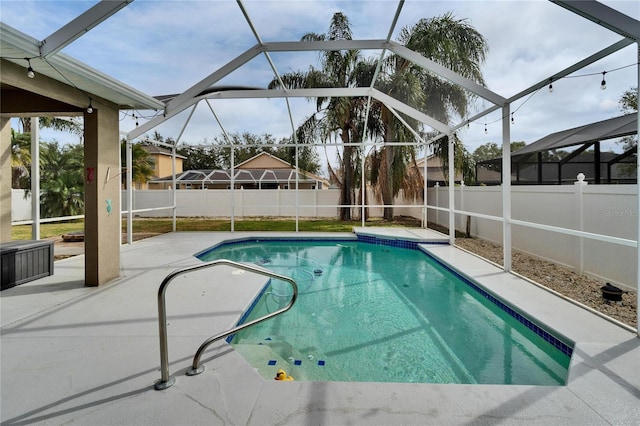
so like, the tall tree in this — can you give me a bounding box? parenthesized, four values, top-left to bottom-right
(472, 141, 526, 173)
(214, 132, 321, 174)
(371, 13, 488, 220)
(20, 117, 83, 138)
(619, 86, 638, 114)
(435, 134, 476, 185)
(39, 142, 84, 218)
(269, 12, 368, 220)
(272, 135, 321, 175)
(120, 140, 155, 188)
(11, 129, 31, 189)
(177, 144, 223, 170)
(616, 87, 638, 178)
(217, 133, 278, 167)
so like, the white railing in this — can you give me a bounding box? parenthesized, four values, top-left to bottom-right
(427, 182, 637, 291)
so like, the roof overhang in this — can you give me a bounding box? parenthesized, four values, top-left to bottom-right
(511, 113, 638, 158)
(0, 22, 164, 111)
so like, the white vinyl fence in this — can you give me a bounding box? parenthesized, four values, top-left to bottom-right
(11, 189, 32, 222)
(11, 184, 638, 289)
(428, 183, 638, 291)
(121, 189, 342, 218)
(119, 188, 425, 220)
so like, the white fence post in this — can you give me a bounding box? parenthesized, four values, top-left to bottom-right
(575, 173, 588, 274)
(435, 182, 440, 226)
(277, 187, 281, 217)
(460, 180, 465, 237)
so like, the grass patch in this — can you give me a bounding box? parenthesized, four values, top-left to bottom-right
(11, 216, 422, 240)
(11, 220, 85, 240)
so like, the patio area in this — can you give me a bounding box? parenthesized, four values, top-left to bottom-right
(1, 229, 638, 425)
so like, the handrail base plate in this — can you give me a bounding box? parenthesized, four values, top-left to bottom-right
(154, 376, 176, 391)
(186, 366, 205, 376)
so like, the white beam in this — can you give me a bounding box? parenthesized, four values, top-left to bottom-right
(371, 89, 451, 135)
(507, 38, 633, 105)
(129, 35, 497, 140)
(127, 44, 262, 140)
(452, 38, 633, 132)
(39, 1, 133, 58)
(199, 87, 371, 100)
(264, 39, 506, 107)
(551, 0, 640, 41)
(262, 39, 388, 53)
(385, 104, 427, 145)
(502, 104, 512, 272)
(388, 41, 506, 106)
(205, 87, 450, 135)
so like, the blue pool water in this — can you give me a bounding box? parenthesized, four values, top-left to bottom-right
(198, 239, 571, 385)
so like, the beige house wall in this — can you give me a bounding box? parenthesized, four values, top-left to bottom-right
(154, 154, 182, 179)
(415, 155, 463, 184)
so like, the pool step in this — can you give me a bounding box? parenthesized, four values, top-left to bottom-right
(232, 342, 341, 382)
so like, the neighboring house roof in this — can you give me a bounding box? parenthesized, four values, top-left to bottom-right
(236, 152, 292, 169)
(506, 113, 637, 160)
(238, 152, 329, 184)
(476, 113, 637, 184)
(149, 152, 329, 187)
(151, 168, 325, 186)
(142, 144, 186, 159)
(414, 155, 463, 183)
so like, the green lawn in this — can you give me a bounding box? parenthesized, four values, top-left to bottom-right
(11, 217, 422, 240)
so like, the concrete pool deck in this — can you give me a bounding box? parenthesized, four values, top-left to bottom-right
(1, 230, 638, 425)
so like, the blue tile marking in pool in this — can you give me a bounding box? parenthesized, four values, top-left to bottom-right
(318, 360, 325, 366)
(294, 360, 302, 366)
(356, 234, 448, 249)
(212, 236, 573, 357)
(268, 360, 277, 366)
(357, 234, 419, 249)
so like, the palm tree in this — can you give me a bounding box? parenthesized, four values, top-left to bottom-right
(268, 12, 371, 221)
(11, 129, 31, 189)
(39, 142, 84, 218)
(120, 141, 155, 189)
(20, 117, 83, 138)
(370, 13, 488, 220)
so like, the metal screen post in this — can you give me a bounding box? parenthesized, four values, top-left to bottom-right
(502, 103, 512, 272)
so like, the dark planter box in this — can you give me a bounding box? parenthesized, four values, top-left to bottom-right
(1, 240, 54, 290)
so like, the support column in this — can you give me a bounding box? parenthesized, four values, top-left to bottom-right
(84, 105, 120, 286)
(635, 43, 639, 337)
(448, 133, 455, 245)
(502, 104, 512, 272)
(30, 117, 40, 240)
(0, 117, 11, 242)
(574, 173, 587, 275)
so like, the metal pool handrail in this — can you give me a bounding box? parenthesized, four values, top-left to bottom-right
(155, 259, 298, 390)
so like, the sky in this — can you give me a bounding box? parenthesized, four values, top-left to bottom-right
(1, 0, 638, 176)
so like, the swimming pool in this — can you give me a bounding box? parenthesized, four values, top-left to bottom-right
(198, 238, 572, 385)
